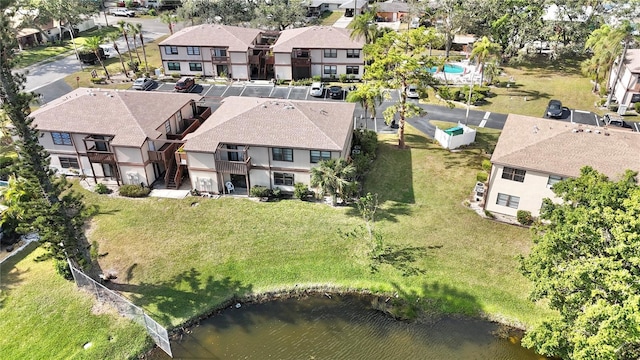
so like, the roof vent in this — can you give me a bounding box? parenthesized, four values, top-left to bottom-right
(320, 109, 328, 115)
(261, 104, 267, 108)
(585, 128, 592, 133)
(284, 105, 295, 109)
(572, 128, 579, 133)
(595, 129, 601, 134)
(532, 125, 539, 133)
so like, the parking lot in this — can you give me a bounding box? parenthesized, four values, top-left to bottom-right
(543, 108, 640, 132)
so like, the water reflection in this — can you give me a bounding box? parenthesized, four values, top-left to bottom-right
(148, 295, 543, 360)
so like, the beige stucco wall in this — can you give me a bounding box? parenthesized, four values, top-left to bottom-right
(485, 164, 559, 217)
(274, 53, 293, 80)
(187, 152, 215, 169)
(115, 147, 143, 164)
(250, 169, 271, 188)
(189, 170, 219, 193)
(119, 165, 148, 185)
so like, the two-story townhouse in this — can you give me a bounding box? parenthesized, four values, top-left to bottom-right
(182, 96, 355, 195)
(29, 88, 210, 187)
(271, 26, 365, 81)
(485, 114, 640, 217)
(158, 24, 276, 80)
(608, 49, 640, 113)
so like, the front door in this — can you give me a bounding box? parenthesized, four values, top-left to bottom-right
(230, 174, 247, 189)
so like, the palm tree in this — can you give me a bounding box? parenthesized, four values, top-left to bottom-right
(117, 20, 134, 72)
(127, 23, 142, 65)
(347, 7, 378, 44)
(106, 33, 128, 77)
(310, 159, 356, 206)
(470, 36, 502, 85)
(134, 23, 149, 75)
(160, 12, 175, 35)
(346, 83, 384, 121)
(85, 36, 110, 80)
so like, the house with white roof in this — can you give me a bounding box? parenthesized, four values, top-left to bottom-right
(182, 97, 355, 194)
(485, 114, 640, 217)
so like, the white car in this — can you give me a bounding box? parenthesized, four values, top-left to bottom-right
(132, 77, 154, 91)
(110, 8, 136, 17)
(310, 82, 324, 97)
(406, 85, 419, 99)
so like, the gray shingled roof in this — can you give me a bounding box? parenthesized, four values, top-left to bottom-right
(159, 24, 262, 52)
(491, 114, 640, 179)
(272, 26, 364, 53)
(183, 97, 355, 152)
(30, 88, 200, 147)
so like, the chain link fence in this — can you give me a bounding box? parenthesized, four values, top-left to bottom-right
(68, 260, 172, 357)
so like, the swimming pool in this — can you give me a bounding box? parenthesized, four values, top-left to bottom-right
(428, 64, 465, 74)
(0, 180, 7, 187)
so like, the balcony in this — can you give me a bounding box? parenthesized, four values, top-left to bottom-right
(291, 57, 311, 67)
(215, 157, 252, 174)
(211, 55, 229, 64)
(148, 142, 178, 164)
(87, 148, 116, 164)
(167, 118, 201, 140)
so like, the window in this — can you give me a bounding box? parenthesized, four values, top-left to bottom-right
(186, 46, 200, 55)
(164, 121, 171, 134)
(501, 167, 526, 182)
(167, 62, 180, 71)
(323, 49, 337, 58)
(189, 62, 203, 71)
(346, 66, 359, 75)
(272, 148, 293, 162)
(346, 49, 360, 58)
(213, 48, 227, 57)
(51, 132, 72, 145)
(323, 65, 337, 75)
(165, 46, 178, 55)
(227, 145, 244, 162)
(59, 157, 79, 169)
(496, 193, 520, 209)
(310, 150, 331, 163)
(274, 172, 294, 186)
(547, 175, 564, 188)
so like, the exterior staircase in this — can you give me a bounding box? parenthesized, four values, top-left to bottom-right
(165, 162, 178, 189)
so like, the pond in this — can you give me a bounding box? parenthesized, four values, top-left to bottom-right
(147, 294, 543, 359)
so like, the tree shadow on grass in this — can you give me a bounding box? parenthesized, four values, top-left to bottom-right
(504, 89, 552, 102)
(108, 267, 253, 326)
(344, 201, 412, 223)
(390, 280, 482, 318)
(373, 244, 432, 277)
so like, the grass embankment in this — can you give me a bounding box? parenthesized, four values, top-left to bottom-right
(1, 125, 553, 358)
(0, 247, 150, 359)
(479, 56, 600, 117)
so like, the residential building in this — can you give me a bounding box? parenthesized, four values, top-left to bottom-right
(29, 88, 211, 187)
(272, 26, 365, 80)
(485, 114, 640, 217)
(608, 48, 640, 113)
(375, 1, 410, 22)
(158, 24, 278, 80)
(307, 0, 348, 17)
(182, 96, 355, 194)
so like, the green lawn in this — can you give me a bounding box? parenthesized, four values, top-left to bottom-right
(478, 56, 601, 117)
(320, 11, 344, 26)
(0, 247, 150, 359)
(2, 125, 553, 358)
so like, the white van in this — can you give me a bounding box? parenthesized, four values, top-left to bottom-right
(99, 45, 117, 58)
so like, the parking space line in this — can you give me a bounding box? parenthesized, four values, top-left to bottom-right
(202, 85, 215, 97)
(635, 122, 639, 132)
(286, 87, 292, 99)
(268, 87, 275, 97)
(570, 110, 574, 124)
(594, 114, 599, 127)
(305, 88, 309, 100)
(220, 85, 230, 97)
(483, 111, 490, 119)
(574, 110, 590, 113)
(239, 85, 247, 97)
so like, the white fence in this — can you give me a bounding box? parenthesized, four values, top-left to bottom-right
(434, 123, 477, 150)
(68, 261, 172, 357)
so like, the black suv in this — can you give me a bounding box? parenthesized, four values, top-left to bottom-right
(328, 86, 344, 99)
(546, 99, 563, 118)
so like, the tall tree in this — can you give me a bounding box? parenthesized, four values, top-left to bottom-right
(84, 36, 110, 80)
(364, 29, 439, 148)
(0, 1, 90, 275)
(346, 83, 384, 120)
(470, 36, 502, 85)
(310, 159, 356, 206)
(106, 33, 128, 77)
(520, 166, 640, 359)
(254, 0, 306, 31)
(134, 22, 149, 75)
(159, 11, 175, 35)
(25, 0, 99, 44)
(347, 7, 379, 44)
(117, 20, 134, 73)
(127, 22, 142, 65)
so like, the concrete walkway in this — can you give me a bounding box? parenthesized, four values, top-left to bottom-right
(148, 189, 191, 199)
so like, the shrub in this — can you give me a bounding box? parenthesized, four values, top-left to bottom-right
(312, 75, 321, 82)
(437, 86, 454, 100)
(249, 185, 271, 198)
(271, 187, 282, 198)
(148, 8, 157, 16)
(90, 77, 105, 84)
(608, 103, 619, 112)
(171, 72, 181, 79)
(353, 129, 378, 158)
(634, 102, 640, 113)
(481, 159, 492, 172)
(484, 210, 495, 218)
(118, 184, 150, 198)
(516, 210, 534, 226)
(53, 258, 73, 280)
(476, 172, 488, 183)
(94, 183, 111, 194)
(294, 183, 310, 200)
(339, 73, 348, 83)
(352, 153, 372, 177)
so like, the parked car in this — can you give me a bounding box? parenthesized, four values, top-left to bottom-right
(406, 85, 419, 99)
(328, 85, 344, 99)
(546, 99, 563, 118)
(110, 8, 136, 17)
(310, 82, 324, 97)
(174, 77, 195, 92)
(117, 0, 140, 7)
(132, 77, 154, 91)
(78, 48, 107, 65)
(602, 113, 629, 128)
